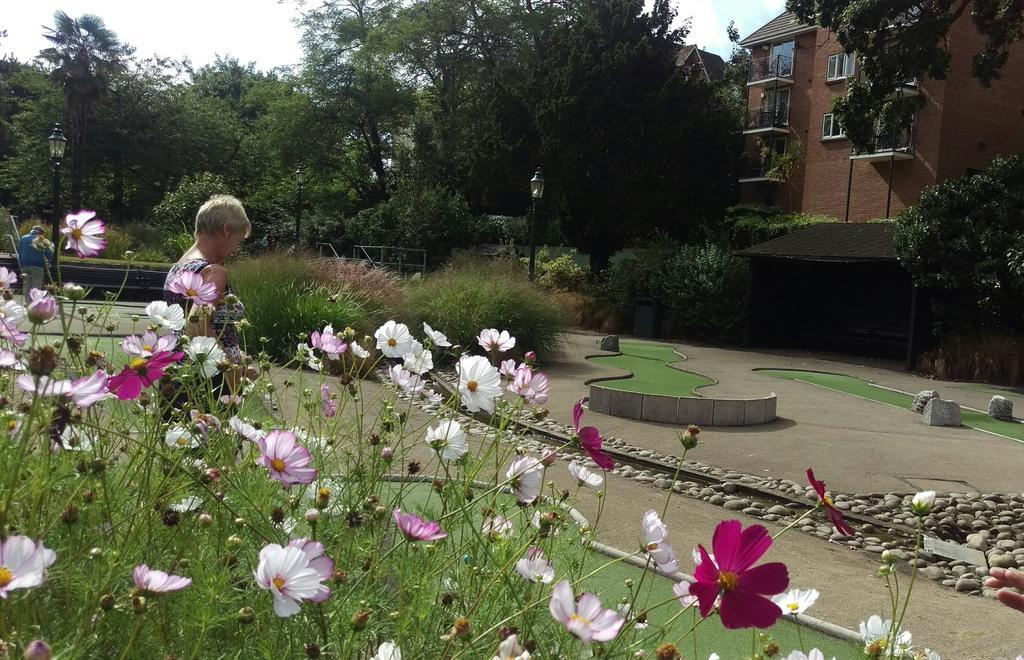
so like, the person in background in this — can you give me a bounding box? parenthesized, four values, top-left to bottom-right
(17, 225, 53, 301)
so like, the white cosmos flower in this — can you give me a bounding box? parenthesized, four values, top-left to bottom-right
(859, 615, 912, 656)
(781, 651, 831, 660)
(493, 633, 531, 660)
(165, 426, 200, 449)
(911, 490, 935, 514)
(457, 355, 501, 413)
(229, 416, 263, 444)
(516, 546, 554, 583)
(616, 602, 648, 629)
(568, 460, 603, 488)
(641, 510, 678, 574)
(350, 340, 370, 359)
(0, 349, 25, 370)
(374, 320, 413, 358)
(672, 581, 698, 608)
(123, 331, 177, 358)
(423, 322, 451, 347)
(425, 420, 468, 462)
(388, 364, 425, 395)
(402, 340, 433, 375)
(373, 641, 401, 660)
(254, 543, 326, 617)
(296, 343, 322, 371)
(477, 328, 515, 353)
(170, 496, 204, 513)
(482, 515, 513, 539)
(60, 425, 98, 451)
(772, 588, 819, 616)
(145, 300, 185, 332)
(506, 455, 543, 505)
(186, 336, 225, 378)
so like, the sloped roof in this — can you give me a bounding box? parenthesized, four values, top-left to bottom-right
(675, 46, 728, 82)
(737, 222, 898, 262)
(739, 11, 817, 47)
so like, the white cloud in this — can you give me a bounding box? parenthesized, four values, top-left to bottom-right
(674, 0, 788, 58)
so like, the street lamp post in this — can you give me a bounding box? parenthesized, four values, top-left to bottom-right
(528, 167, 544, 281)
(48, 123, 67, 267)
(295, 166, 305, 246)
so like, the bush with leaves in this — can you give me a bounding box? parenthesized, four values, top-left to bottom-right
(655, 243, 749, 343)
(152, 172, 232, 233)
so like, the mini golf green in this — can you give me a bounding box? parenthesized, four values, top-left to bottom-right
(758, 369, 1024, 443)
(589, 341, 715, 396)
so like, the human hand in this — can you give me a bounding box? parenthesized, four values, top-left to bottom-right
(984, 567, 1024, 613)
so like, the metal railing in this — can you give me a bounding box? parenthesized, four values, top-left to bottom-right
(351, 245, 427, 276)
(738, 160, 774, 180)
(852, 124, 913, 156)
(746, 104, 790, 130)
(748, 54, 794, 83)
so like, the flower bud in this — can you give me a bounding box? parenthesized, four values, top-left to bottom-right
(539, 446, 557, 466)
(131, 595, 147, 615)
(227, 534, 243, 547)
(911, 490, 935, 515)
(304, 508, 321, 523)
(99, 594, 116, 611)
(380, 447, 393, 461)
(22, 639, 52, 660)
(198, 513, 213, 526)
(351, 607, 371, 630)
(237, 607, 256, 624)
(316, 487, 331, 509)
(304, 643, 321, 658)
(62, 282, 87, 301)
(89, 547, 103, 559)
(880, 549, 899, 563)
(524, 350, 537, 364)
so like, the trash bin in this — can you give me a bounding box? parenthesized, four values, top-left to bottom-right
(633, 297, 662, 338)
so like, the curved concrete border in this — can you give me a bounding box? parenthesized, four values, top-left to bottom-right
(588, 385, 777, 426)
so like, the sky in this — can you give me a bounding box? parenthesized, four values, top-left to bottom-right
(0, 0, 787, 71)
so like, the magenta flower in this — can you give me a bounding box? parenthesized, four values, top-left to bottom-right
(549, 579, 624, 643)
(0, 266, 16, 290)
(61, 210, 107, 257)
(320, 384, 337, 417)
(690, 520, 789, 629)
(132, 565, 191, 593)
(287, 538, 333, 602)
(807, 468, 854, 537)
(392, 509, 447, 542)
(258, 430, 317, 487)
(167, 271, 218, 305)
(508, 365, 550, 405)
(107, 350, 183, 401)
(26, 289, 57, 324)
(310, 324, 348, 360)
(70, 370, 110, 407)
(572, 398, 613, 470)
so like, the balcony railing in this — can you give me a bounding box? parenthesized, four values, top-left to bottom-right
(745, 104, 790, 132)
(747, 55, 794, 84)
(850, 125, 913, 160)
(737, 160, 775, 182)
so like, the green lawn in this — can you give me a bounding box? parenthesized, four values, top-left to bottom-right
(589, 341, 715, 396)
(399, 482, 859, 657)
(758, 369, 1024, 444)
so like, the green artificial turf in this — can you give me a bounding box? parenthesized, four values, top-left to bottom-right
(588, 341, 715, 396)
(758, 369, 1024, 444)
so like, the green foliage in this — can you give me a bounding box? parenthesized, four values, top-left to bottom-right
(152, 172, 231, 232)
(722, 205, 836, 250)
(532, 249, 588, 292)
(894, 154, 1024, 335)
(231, 253, 371, 361)
(918, 330, 1024, 387)
(787, 0, 1024, 151)
(401, 257, 565, 359)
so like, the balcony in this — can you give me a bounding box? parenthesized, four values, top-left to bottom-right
(737, 161, 777, 183)
(744, 105, 790, 135)
(747, 55, 794, 87)
(896, 78, 919, 97)
(850, 125, 914, 161)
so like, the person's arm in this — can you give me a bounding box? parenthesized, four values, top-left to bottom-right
(985, 567, 1024, 613)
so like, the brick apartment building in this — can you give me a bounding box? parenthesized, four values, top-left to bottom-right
(738, 11, 1024, 221)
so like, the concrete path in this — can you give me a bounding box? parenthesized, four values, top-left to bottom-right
(541, 332, 1024, 494)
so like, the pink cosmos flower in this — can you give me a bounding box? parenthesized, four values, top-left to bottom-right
(132, 565, 191, 593)
(392, 509, 447, 542)
(26, 289, 57, 324)
(122, 331, 178, 358)
(672, 581, 699, 608)
(287, 538, 333, 602)
(388, 364, 425, 395)
(516, 546, 554, 584)
(258, 430, 317, 487)
(0, 300, 27, 347)
(499, 359, 518, 379)
(508, 365, 550, 405)
(310, 324, 348, 360)
(641, 510, 679, 574)
(506, 455, 543, 505)
(0, 535, 56, 598)
(478, 328, 516, 353)
(0, 266, 16, 290)
(0, 349, 23, 370)
(16, 374, 72, 397)
(61, 210, 107, 257)
(320, 384, 337, 417)
(70, 370, 110, 407)
(255, 543, 326, 617)
(690, 520, 789, 629)
(167, 271, 218, 305)
(106, 350, 183, 400)
(549, 579, 624, 644)
(482, 515, 513, 539)
(572, 398, 613, 470)
(807, 468, 854, 537)
(229, 416, 264, 444)
(569, 460, 604, 488)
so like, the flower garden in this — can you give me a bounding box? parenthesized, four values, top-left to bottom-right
(0, 212, 994, 659)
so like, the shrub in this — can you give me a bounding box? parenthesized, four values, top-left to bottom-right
(231, 252, 370, 361)
(152, 172, 231, 232)
(718, 204, 836, 250)
(918, 331, 1024, 386)
(655, 243, 749, 343)
(532, 249, 588, 292)
(401, 256, 565, 359)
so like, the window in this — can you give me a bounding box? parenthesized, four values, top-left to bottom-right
(826, 53, 856, 81)
(822, 113, 845, 139)
(770, 40, 795, 76)
(764, 88, 791, 124)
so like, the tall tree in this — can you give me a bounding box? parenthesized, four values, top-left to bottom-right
(38, 11, 126, 209)
(786, 0, 1024, 151)
(534, 0, 738, 272)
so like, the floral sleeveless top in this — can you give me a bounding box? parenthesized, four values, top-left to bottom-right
(163, 259, 245, 363)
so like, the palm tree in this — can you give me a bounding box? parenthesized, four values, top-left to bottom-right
(38, 11, 124, 210)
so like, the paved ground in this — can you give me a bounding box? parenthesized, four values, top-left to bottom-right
(541, 332, 1024, 494)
